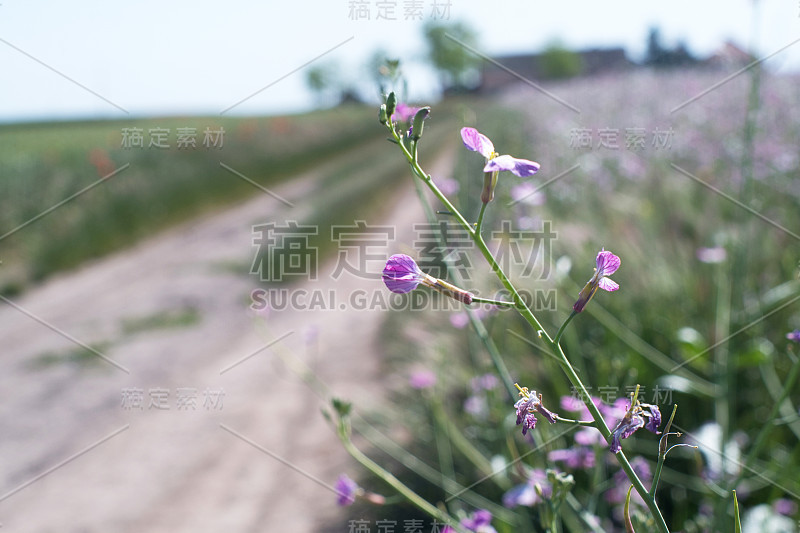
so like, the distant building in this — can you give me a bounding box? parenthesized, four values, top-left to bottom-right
(479, 48, 632, 93)
(704, 41, 754, 70)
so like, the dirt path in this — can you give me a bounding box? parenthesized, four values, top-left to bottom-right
(0, 142, 455, 532)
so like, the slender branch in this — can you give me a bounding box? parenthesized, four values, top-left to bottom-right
(409, 164, 517, 399)
(336, 418, 465, 532)
(475, 201, 489, 235)
(471, 296, 516, 307)
(386, 116, 670, 533)
(652, 405, 679, 497)
(385, 121, 550, 342)
(554, 310, 579, 346)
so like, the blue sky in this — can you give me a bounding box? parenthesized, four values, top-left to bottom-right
(0, 0, 798, 121)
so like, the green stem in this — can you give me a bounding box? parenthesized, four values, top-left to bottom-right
(652, 405, 678, 497)
(554, 310, 579, 346)
(390, 119, 669, 532)
(550, 508, 559, 533)
(337, 420, 464, 532)
(475, 201, 489, 235)
(728, 351, 800, 491)
(547, 342, 669, 531)
(713, 260, 732, 530)
(471, 296, 515, 307)
(555, 416, 595, 427)
(386, 122, 550, 342)
(409, 164, 517, 399)
(430, 394, 504, 486)
(429, 393, 457, 508)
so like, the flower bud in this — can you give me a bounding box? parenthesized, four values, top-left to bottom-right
(480, 170, 499, 204)
(379, 104, 388, 125)
(572, 280, 598, 313)
(385, 92, 397, 119)
(410, 106, 431, 141)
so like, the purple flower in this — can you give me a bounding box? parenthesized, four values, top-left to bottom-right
(503, 469, 550, 508)
(609, 400, 661, 454)
(335, 474, 359, 506)
(560, 394, 591, 415)
(392, 102, 418, 123)
(464, 395, 488, 418)
(560, 395, 629, 447)
(436, 176, 460, 196)
(461, 127, 540, 177)
(773, 498, 798, 516)
(574, 428, 606, 446)
(382, 254, 474, 304)
(573, 249, 621, 313)
(643, 403, 662, 433)
(787, 330, 800, 343)
(471, 373, 500, 392)
(548, 447, 596, 469)
(382, 254, 431, 294)
(449, 312, 470, 329)
(449, 306, 495, 329)
(461, 509, 496, 532)
(697, 246, 727, 264)
(514, 387, 558, 436)
(409, 370, 437, 390)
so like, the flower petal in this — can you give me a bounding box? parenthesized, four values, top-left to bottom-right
(462, 509, 493, 529)
(503, 482, 540, 508)
(535, 402, 558, 424)
(610, 415, 644, 453)
(484, 155, 541, 177)
(335, 474, 358, 506)
(460, 127, 494, 159)
(598, 277, 619, 292)
(392, 103, 418, 122)
(596, 250, 621, 276)
(642, 404, 662, 434)
(382, 254, 424, 294)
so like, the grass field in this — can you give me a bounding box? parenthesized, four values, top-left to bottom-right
(0, 105, 393, 292)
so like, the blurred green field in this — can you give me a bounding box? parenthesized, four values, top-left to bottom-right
(349, 69, 800, 532)
(0, 105, 399, 292)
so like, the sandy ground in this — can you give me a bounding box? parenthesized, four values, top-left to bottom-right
(0, 145, 454, 532)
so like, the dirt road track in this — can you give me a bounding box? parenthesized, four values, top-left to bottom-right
(0, 146, 454, 532)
